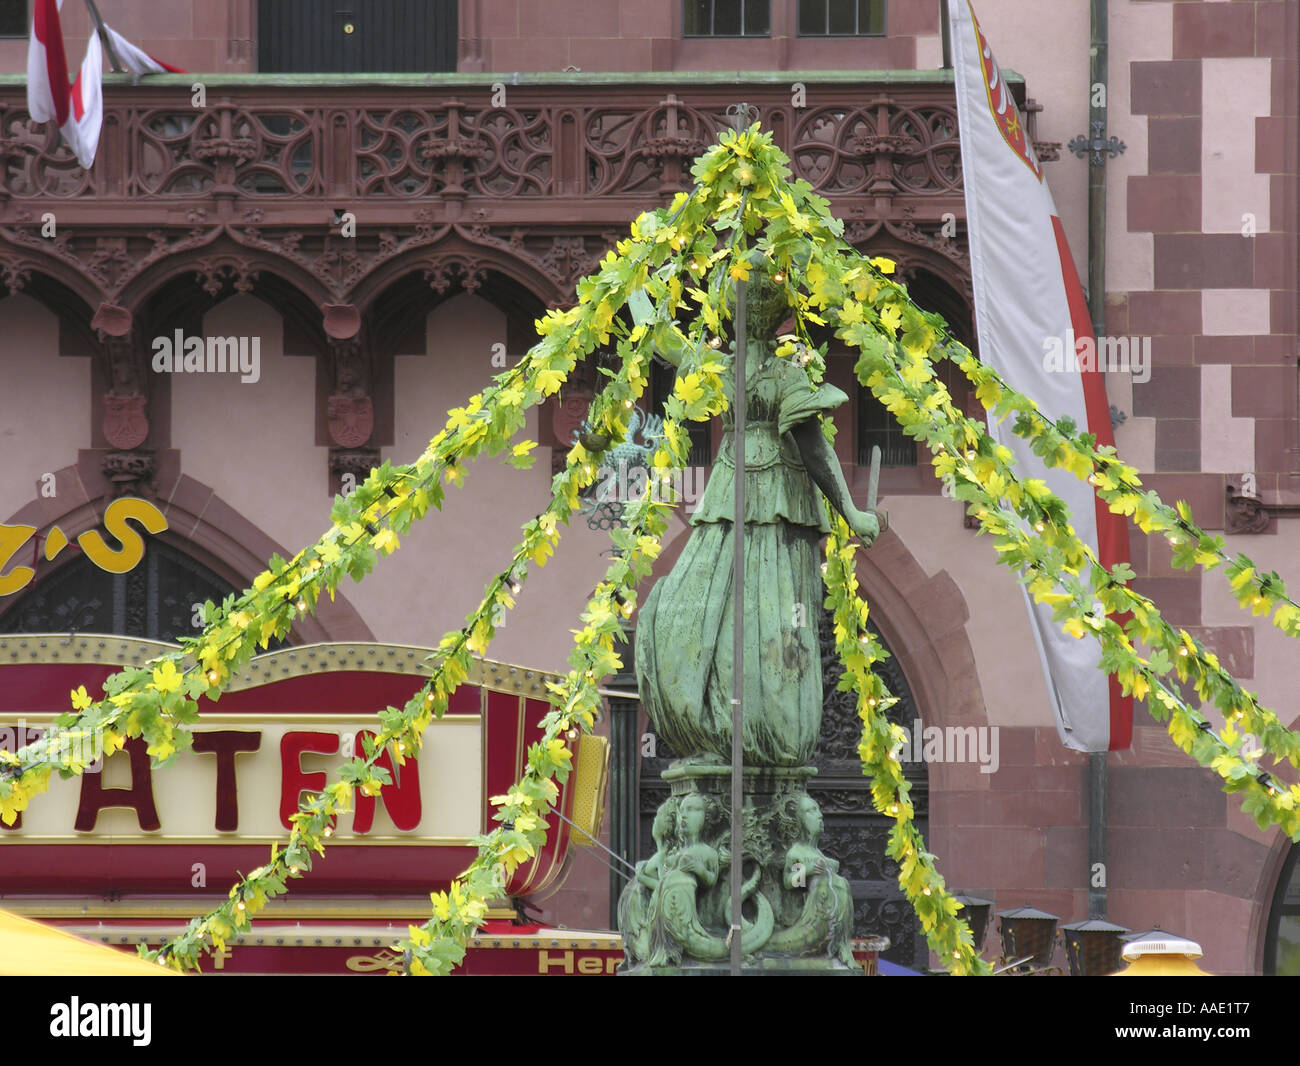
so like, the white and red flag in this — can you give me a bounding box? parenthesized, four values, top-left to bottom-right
(948, 0, 1132, 752)
(27, 1, 180, 169)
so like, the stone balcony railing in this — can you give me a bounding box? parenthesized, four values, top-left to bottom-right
(0, 72, 977, 225)
(0, 71, 1003, 331)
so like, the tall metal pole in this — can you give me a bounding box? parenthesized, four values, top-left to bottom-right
(729, 274, 746, 977)
(1086, 0, 1110, 922)
(940, 0, 952, 69)
(1086, 0, 1109, 339)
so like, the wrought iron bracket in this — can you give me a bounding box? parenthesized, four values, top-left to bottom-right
(1069, 122, 1126, 167)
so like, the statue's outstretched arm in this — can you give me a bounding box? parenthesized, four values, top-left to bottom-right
(628, 288, 690, 368)
(790, 420, 881, 545)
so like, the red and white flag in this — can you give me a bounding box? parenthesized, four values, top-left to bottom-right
(27, 1, 180, 169)
(949, 0, 1132, 752)
(102, 24, 186, 76)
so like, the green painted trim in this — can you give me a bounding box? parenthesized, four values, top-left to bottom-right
(0, 69, 1023, 89)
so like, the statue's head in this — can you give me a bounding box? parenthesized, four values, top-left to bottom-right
(651, 796, 679, 847)
(797, 794, 823, 839)
(733, 271, 791, 341)
(677, 792, 708, 840)
(778, 792, 823, 842)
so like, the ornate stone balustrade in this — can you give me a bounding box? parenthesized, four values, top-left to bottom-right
(0, 72, 983, 366)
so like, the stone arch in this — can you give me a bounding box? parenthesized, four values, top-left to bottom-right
(0, 262, 103, 356)
(352, 233, 561, 330)
(115, 235, 336, 322)
(361, 246, 551, 364)
(0, 474, 373, 645)
(1254, 716, 1300, 974)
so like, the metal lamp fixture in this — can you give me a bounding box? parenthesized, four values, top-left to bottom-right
(1062, 917, 1130, 976)
(953, 894, 993, 952)
(997, 905, 1060, 970)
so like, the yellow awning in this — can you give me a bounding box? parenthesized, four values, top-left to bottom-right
(0, 909, 176, 976)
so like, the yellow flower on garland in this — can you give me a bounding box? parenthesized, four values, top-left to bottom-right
(152, 661, 183, 694)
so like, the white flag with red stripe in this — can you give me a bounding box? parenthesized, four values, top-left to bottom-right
(949, 0, 1132, 752)
(27, 1, 181, 169)
(26, 0, 71, 129)
(102, 24, 186, 75)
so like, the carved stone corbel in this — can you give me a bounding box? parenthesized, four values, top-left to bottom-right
(323, 307, 378, 492)
(1225, 484, 1273, 535)
(94, 304, 156, 497)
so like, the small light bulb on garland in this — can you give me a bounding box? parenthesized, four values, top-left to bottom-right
(566, 728, 578, 740)
(887, 804, 899, 815)
(506, 572, 522, 596)
(773, 270, 786, 283)
(623, 399, 634, 409)
(206, 669, 219, 685)
(323, 825, 333, 838)
(290, 865, 300, 875)
(296, 598, 307, 613)
(708, 336, 723, 349)
(1034, 522, 1046, 533)
(235, 900, 246, 912)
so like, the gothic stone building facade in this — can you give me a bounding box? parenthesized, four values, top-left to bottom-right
(0, 0, 1297, 974)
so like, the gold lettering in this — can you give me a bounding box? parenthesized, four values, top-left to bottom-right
(577, 955, 601, 974)
(537, 950, 573, 974)
(0, 523, 36, 596)
(77, 498, 168, 574)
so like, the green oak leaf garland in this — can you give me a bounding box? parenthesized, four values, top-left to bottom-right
(3, 124, 1299, 974)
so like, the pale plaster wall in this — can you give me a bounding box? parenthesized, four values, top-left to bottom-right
(347, 292, 632, 673)
(0, 294, 90, 520)
(171, 296, 327, 557)
(883, 493, 1053, 729)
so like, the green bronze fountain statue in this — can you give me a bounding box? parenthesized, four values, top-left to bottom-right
(618, 273, 883, 974)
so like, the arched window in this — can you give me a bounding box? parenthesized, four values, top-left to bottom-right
(856, 266, 975, 470)
(0, 539, 285, 646)
(1265, 845, 1300, 974)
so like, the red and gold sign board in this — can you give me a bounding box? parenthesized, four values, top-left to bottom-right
(58, 922, 624, 976)
(0, 636, 612, 974)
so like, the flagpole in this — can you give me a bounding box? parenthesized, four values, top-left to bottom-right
(83, 0, 124, 73)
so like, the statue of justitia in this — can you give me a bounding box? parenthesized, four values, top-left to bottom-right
(633, 273, 882, 769)
(620, 272, 883, 974)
